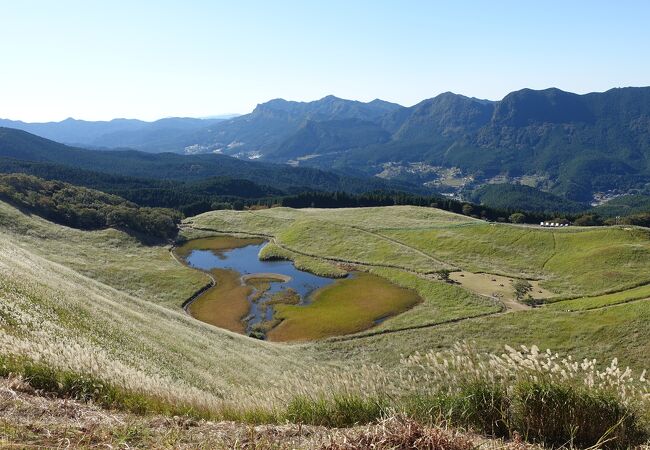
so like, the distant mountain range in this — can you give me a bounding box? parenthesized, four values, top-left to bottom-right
(0, 117, 225, 153)
(3, 86, 650, 202)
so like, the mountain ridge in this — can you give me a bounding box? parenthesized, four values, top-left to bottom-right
(4, 86, 650, 202)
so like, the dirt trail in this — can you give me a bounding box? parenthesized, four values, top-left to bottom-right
(541, 232, 557, 270)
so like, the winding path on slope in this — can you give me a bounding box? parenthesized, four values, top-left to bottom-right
(346, 224, 459, 271)
(327, 295, 650, 342)
(541, 231, 558, 270)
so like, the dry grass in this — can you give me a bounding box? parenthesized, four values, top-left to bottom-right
(400, 343, 650, 448)
(0, 376, 544, 449)
(322, 416, 534, 450)
(0, 376, 329, 449)
(0, 229, 323, 415)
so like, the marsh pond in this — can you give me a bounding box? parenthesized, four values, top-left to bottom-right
(175, 236, 421, 341)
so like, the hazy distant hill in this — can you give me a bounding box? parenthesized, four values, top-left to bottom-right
(0, 127, 419, 195)
(0, 117, 224, 153)
(1, 96, 403, 156)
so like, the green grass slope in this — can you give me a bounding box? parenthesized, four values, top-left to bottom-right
(188, 205, 650, 371)
(191, 206, 650, 296)
(0, 201, 202, 307)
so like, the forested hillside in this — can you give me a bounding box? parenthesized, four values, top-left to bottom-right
(0, 174, 181, 238)
(315, 88, 650, 202)
(469, 184, 588, 214)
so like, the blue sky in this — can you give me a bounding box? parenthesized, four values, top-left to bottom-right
(2, 0, 649, 121)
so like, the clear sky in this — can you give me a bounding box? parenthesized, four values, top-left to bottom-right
(2, 0, 649, 121)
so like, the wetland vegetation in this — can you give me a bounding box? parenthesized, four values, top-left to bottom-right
(175, 236, 423, 340)
(268, 272, 422, 341)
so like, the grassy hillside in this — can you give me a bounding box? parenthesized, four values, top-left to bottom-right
(2, 201, 649, 447)
(0, 201, 203, 307)
(4, 200, 649, 368)
(0, 200, 324, 413)
(187, 205, 650, 368)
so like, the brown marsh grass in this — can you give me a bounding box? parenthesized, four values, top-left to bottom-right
(174, 235, 264, 258)
(187, 268, 251, 333)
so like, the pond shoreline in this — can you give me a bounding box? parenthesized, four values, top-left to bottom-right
(172, 236, 424, 341)
(172, 237, 340, 338)
(170, 246, 217, 315)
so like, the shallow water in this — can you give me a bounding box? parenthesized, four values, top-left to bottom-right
(185, 242, 339, 334)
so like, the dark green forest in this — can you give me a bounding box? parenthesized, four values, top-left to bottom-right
(0, 174, 181, 239)
(468, 184, 588, 214)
